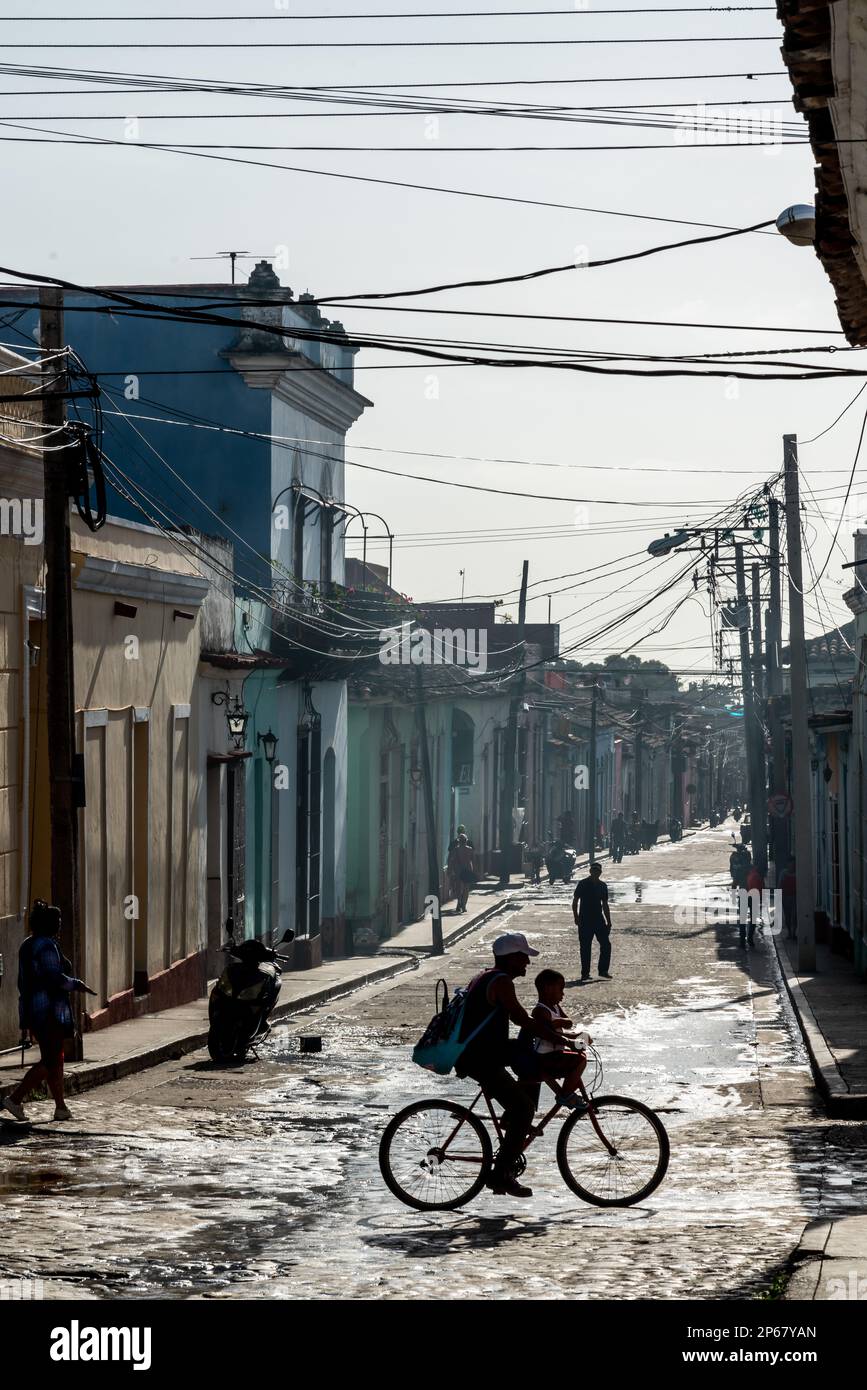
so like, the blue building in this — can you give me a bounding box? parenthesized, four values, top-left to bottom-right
(10, 261, 372, 972)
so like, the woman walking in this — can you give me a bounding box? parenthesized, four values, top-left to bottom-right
(1, 900, 92, 1123)
(452, 833, 475, 913)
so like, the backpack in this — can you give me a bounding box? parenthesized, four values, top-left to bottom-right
(412, 976, 498, 1076)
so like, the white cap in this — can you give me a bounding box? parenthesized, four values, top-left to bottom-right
(491, 931, 539, 958)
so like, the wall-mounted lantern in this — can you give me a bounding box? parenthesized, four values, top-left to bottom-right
(258, 727, 279, 764)
(212, 688, 250, 751)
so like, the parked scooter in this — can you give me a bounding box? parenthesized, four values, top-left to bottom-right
(208, 927, 294, 1063)
(545, 841, 578, 884)
(709, 808, 720, 828)
(732, 803, 743, 822)
(667, 817, 683, 843)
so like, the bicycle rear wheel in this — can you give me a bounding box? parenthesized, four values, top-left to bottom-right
(556, 1095, 669, 1207)
(379, 1099, 493, 1211)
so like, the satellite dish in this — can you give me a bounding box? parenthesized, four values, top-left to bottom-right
(776, 204, 816, 247)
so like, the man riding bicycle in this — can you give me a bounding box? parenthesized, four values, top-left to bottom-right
(455, 931, 577, 1199)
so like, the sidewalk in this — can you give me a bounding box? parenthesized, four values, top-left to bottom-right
(0, 889, 507, 1102)
(773, 932, 867, 1118)
(784, 1217, 867, 1301)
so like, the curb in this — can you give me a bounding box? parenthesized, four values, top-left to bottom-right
(781, 1217, 867, 1301)
(439, 896, 511, 950)
(1, 898, 508, 1104)
(772, 933, 867, 1119)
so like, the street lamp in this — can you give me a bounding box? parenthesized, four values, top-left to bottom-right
(647, 529, 693, 558)
(212, 688, 250, 751)
(258, 727, 279, 764)
(776, 204, 816, 247)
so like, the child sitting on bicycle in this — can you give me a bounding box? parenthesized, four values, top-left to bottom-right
(517, 968, 591, 1111)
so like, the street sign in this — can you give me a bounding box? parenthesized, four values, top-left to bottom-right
(768, 793, 793, 819)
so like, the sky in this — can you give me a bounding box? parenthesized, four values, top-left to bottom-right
(0, 0, 862, 677)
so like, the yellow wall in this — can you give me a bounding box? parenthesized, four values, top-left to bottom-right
(0, 528, 43, 1045)
(69, 518, 205, 1008)
(0, 511, 207, 1043)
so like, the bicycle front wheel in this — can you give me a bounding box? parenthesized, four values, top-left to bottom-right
(379, 1099, 493, 1211)
(557, 1095, 669, 1207)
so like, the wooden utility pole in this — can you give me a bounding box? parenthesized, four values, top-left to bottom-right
(766, 496, 789, 879)
(750, 560, 768, 873)
(498, 560, 529, 885)
(784, 436, 816, 972)
(41, 287, 85, 1058)
(414, 663, 443, 955)
(587, 682, 598, 862)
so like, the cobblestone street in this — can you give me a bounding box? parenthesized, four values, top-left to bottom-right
(2, 826, 865, 1301)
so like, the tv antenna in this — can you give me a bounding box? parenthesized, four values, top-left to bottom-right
(190, 251, 270, 284)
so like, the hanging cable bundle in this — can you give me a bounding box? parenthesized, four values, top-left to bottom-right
(66, 420, 106, 531)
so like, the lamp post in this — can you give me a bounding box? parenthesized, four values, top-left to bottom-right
(211, 687, 250, 941)
(258, 728, 279, 941)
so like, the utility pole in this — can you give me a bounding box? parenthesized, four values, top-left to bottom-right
(751, 563, 764, 708)
(766, 496, 789, 880)
(734, 543, 764, 873)
(587, 682, 598, 862)
(41, 287, 85, 1059)
(707, 737, 714, 815)
(499, 560, 529, 885)
(784, 436, 816, 972)
(670, 715, 684, 827)
(414, 663, 444, 955)
(750, 560, 768, 874)
(634, 692, 644, 822)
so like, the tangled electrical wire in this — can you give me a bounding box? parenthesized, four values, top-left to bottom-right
(66, 350, 106, 531)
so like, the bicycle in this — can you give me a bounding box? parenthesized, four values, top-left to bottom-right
(379, 1048, 670, 1211)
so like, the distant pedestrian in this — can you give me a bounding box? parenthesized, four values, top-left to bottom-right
(610, 812, 626, 864)
(779, 857, 797, 939)
(1, 900, 93, 1124)
(527, 843, 545, 885)
(730, 842, 750, 891)
(741, 861, 764, 948)
(558, 810, 576, 847)
(572, 862, 613, 981)
(451, 833, 475, 913)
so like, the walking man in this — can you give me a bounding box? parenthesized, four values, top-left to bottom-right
(610, 811, 626, 864)
(573, 862, 613, 981)
(1, 900, 93, 1124)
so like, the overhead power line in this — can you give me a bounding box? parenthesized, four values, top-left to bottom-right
(0, 64, 790, 93)
(0, 100, 798, 121)
(0, 8, 779, 19)
(0, 39, 782, 50)
(304, 218, 775, 303)
(317, 302, 844, 335)
(0, 116, 784, 234)
(0, 136, 811, 152)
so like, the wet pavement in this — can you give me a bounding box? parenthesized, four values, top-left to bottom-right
(2, 824, 866, 1301)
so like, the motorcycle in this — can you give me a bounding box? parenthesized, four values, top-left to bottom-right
(709, 808, 720, 828)
(667, 817, 683, 843)
(545, 842, 578, 884)
(208, 927, 294, 1063)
